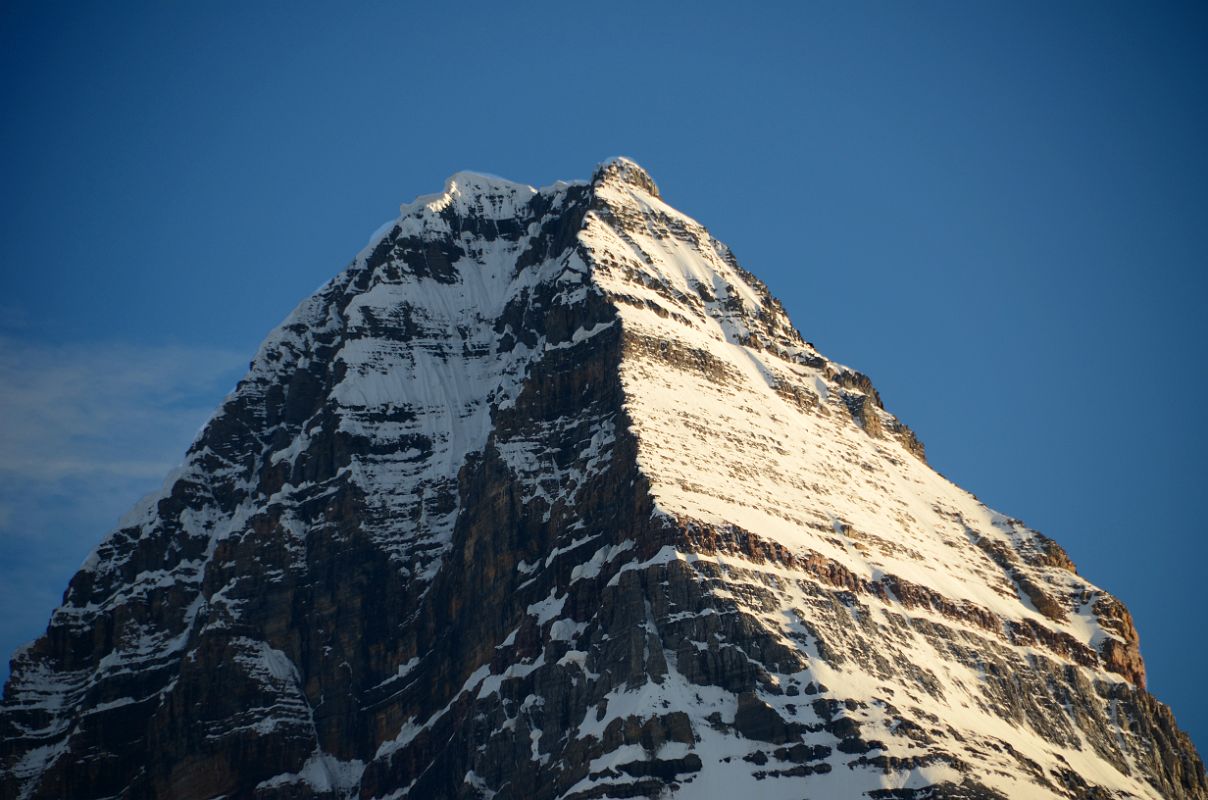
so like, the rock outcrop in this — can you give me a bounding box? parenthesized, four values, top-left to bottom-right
(2, 160, 1203, 799)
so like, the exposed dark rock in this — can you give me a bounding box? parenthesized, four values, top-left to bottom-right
(733, 692, 795, 744)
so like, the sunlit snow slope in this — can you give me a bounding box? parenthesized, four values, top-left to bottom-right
(578, 158, 1195, 799)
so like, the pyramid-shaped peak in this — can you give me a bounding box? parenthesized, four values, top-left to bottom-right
(592, 156, 660, 197)
(2, 158, 1201, 800)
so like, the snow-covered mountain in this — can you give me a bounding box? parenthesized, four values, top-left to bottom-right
(1, 159, 1203, 800)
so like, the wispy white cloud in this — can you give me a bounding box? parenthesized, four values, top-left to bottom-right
(0, 336, 246, 485)
(0, 337, 247, 675)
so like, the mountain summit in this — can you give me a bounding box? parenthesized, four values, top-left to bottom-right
(2, 159, 1203, 799)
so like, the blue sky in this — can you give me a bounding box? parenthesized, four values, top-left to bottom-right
(2, 0, 1206, 751)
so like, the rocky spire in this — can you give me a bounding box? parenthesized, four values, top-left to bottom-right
(592, 156, 661, 197)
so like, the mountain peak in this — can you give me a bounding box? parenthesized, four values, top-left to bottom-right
(592, 155, 660, 197)
(398, 169, 539, 221)
(2, 161, 1201, 800)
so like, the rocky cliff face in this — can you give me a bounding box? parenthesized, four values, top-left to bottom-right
(1, 159, 1203, 800)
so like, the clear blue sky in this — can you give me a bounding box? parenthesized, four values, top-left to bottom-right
(2, 0, 1205, 752)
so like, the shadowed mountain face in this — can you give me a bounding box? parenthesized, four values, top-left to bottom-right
(1, 159, 1203, 800)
